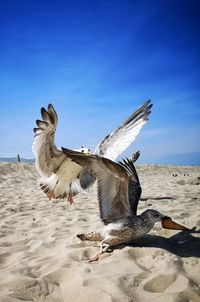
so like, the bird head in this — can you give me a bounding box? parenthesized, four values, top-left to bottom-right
(75, 146, 91, 155)
(143, 209, 169, 224)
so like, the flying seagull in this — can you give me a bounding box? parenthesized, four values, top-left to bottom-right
(62, 147, 191, 261)
(32, 100, 152, 203)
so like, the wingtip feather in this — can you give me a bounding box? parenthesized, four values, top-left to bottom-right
(36, 119, 47, 129)
(48, 103, 58, 125)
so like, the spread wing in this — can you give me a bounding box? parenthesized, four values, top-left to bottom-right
(62, 148, 139, 224)
(32, 104, 66, 177)
(32, 104, 83, 199)
(94, 100, 152, 161)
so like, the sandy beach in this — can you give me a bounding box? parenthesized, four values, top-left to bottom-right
(0, 162, 200, 302)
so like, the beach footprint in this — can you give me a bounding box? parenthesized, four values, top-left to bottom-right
(143, 273, 177, 293)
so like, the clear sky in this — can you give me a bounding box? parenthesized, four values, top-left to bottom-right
(0, 0, 199, 164)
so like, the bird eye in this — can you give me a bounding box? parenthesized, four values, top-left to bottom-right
(81, 150, 84, 153)
(154, 214, 159, 217)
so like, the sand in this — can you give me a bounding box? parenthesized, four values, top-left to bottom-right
(0, 162, 200, 302)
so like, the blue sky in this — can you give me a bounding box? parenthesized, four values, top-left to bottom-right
(0, 0, 199, 164)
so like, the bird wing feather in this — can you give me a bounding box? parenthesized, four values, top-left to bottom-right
(62, 148, 134, 224)
(94, 100, 152, 161)
(118, 158, 142, 215)
(32, 104, 66, 177)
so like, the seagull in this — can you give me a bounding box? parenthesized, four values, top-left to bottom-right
(32, 100, 152, 203)
(62, 148, 191, 261)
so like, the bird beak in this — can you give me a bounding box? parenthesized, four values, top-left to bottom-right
(161, 215, 172, 221)
(161, 216, 191, 231)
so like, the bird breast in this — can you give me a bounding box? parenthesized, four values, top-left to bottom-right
(102, 219, 153, 245)
(57, 158, 82, 182)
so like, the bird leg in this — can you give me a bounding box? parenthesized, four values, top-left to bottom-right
(67, 193, 74, 205)
(89, 240, 109, 262)
(67, 183, 74, 204)
(47, 193, 54, 201)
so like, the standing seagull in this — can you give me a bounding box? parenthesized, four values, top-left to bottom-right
(32, 101, 152, 203)
(62, 148, 190, 261)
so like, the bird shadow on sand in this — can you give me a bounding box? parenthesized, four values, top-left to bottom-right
(140, 196, 175, 201)
(116, 230, 200, 258)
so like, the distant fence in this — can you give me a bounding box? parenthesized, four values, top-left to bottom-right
(0, 155, 35, 164)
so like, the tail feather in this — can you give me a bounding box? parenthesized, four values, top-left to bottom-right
(70, 179, 82, 196)
(39, 174, 70, 199)
(77, 231, 103, 242)
(40, 175, 58, 198)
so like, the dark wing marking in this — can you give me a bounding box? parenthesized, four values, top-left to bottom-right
(79, 168, 96, 189)
(118, 158, 141, 215)
(94, 100, 152, 160)
(32, 104, 66, 176)
(129, 150, 140, 163)
(62, 147, 133, 224)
